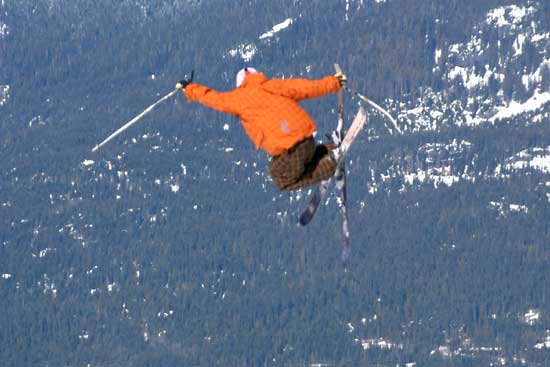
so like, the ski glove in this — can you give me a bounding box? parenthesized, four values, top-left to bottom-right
(175, 80, 191, 90)
(335, 71, 347, 87)
(175, 71, 195, 90)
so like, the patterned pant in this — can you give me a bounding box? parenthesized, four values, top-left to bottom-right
(269, 137, 336, 191)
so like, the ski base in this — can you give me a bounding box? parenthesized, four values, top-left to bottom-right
(299, 179, 330, 226)
(298, 106, 367, 227)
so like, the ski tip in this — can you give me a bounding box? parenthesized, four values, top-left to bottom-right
(91, 145, 99, 152)
(298, 214, 310, 226)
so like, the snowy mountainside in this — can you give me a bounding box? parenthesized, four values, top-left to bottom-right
(1, 1, 550, 367)
(395, 2, 550, 132)
(349, 2, 550, 198)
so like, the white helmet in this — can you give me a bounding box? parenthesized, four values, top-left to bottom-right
(235, 67, 259, 87)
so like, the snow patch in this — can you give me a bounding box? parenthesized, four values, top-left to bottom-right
(503, 146, 550, 174)
(530, 155, 550, 173)
(0, 21, 8, 38)
(523, 309, 540, 325)
(489, 201, 529, 216)
(509, 204, 528, 213)
(513, 33, 526, 56)
(227, 44, 257, 62)
(534, 334, 550, 350)
(448, 65, 498, 90)
(400, 140, 474, 189)
(28, 115, 45, 127)
(227, 18, 295, 61)
(358, 337, 402, 351)
(486, 5, 534, 28)
(532, 32, 550, 43)
(259, 18, 293, 40)
(490, 91, 550, 123)
(38, 247, 54, 258)
(434, 48, 442, 64)
(0, 85, 9, 106)
(157, 310, 174, 318)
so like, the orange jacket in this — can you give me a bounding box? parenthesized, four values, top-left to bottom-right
(184, 73, 341, 156)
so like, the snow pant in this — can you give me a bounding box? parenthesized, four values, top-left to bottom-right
(269, 137, 336, 191)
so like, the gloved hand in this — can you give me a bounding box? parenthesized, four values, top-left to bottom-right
(175, 80, 191, 90)
(334, 71, 347, 87)
(175, 70, 194, 90)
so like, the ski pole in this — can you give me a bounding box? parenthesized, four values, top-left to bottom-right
(92, 71, 193, 152)
(344, 87, 402, 134)
(91, 88, 180, 152)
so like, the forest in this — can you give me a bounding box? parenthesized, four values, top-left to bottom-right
(1, 1, 550, 366)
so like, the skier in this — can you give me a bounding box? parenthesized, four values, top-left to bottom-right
(177, 67, 347, 191)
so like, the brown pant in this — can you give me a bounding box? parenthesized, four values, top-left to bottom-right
(269, 137, 336, 191)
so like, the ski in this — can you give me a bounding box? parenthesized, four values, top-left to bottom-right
(299, 64, 344, 226)
(299, 106, 367, 226)
(299, 65, 399, 259)
(333, 63, 350, 259)
(299, 177, 331, 225)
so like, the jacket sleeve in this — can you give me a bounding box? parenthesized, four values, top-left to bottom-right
(184, 83, 240, 115)
(263, 76, 341, 101)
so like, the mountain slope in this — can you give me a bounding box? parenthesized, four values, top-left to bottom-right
(1, 1, 550, 366)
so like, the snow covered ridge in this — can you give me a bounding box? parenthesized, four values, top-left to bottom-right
(400, 1, 550, 132)
(226, 18, 294, 62)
